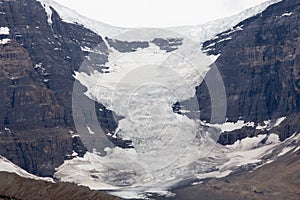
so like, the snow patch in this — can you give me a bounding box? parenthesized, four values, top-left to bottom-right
(0, 38, 10, 45)
(256, 117, 286, 130)
(226, 134, 266, 151)
(293, 146, 300, 153)
(222, 137, 278, 169)
(196, 170, 232, 180)
(221, 26, 244, 36)
(217, 37, 232, 43)
(80, 46, 104, 54)
(81, 46, 93, 52)
(205, 42, 216, 48)
(0, 155, 53, 182)
(274, 117, 286, 127)
(278, 146, 294, 156)
(281, 12, 293, 17)
(86, 126, 95, 135)
(0, 26, 9, 35)
(34, 63, 44, 70)
(265, 134, 280, 144)
(204, 120, 255, 133)
(72, 151, 79, 157)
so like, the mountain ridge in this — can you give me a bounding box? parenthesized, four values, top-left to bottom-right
(0, 0, 299, 199)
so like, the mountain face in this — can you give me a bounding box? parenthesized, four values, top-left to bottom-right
(0, 0, 299, 199)
(197, 0, 300, 144)
(0, 0, 117, 176)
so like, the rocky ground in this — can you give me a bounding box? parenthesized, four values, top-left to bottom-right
(0, 172, 119, 200)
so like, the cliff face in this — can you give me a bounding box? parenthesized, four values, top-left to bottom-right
(0, 0, 118, 176)
(198, 0, 300, 144)
(0, 0, 106, 129)
(0, 39, 63, 130)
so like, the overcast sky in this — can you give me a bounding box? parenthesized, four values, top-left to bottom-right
(53, 0, 269, 27)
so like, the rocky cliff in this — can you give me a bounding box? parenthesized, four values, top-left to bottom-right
(198, 0, 300, 144)
(0, 0, 118, 176)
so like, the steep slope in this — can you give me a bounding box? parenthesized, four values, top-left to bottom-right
(0, 0, 118, 176)
(190, 0, 300, 144)
(168, 0, 282, 42)
(37, 0, 126, 37)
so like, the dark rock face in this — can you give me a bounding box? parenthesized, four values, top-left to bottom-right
(106, 37, 183, 53)
(0, 0, 102, 129)
(0, 129, 74, 176)
(0, 39, 74, 176)
(106, 38, 149, 52)
(151, 38, 183, 52)
(197, 0, 300, 144)
(0, 0, 119, 176)
(0, 40, 62, 130)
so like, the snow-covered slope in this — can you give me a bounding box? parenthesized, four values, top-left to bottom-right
(37, 0, 126, 37)
(168, 0, 282, 42)
(0, 155, 53, 182)
(38, 0, 281, 42)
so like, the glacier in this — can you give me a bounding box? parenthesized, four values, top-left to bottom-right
(32, 0, 300, 199)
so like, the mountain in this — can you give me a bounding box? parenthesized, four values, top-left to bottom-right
(0, 0, 299, 199)
(0, 0, 120, 177)
(198, 0, 300, 144)
(167, 0, 281, 42)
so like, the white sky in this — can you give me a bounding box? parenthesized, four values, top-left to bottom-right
(53, 0, 269, 28)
